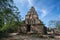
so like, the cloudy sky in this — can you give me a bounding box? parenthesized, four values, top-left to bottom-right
(14, 0, 60, 27)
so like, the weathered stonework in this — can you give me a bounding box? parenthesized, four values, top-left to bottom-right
(20, 7, 47, 34)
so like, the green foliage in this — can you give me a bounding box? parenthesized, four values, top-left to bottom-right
(0, 0, 21, 33)
(0, 21, 23, 33)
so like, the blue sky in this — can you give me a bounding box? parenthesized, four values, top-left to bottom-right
(14, 0, 60, 27)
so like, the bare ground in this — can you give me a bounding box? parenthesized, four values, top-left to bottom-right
(0, 34, 60, 40)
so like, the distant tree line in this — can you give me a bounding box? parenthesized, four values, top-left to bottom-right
(48, 20, 60, 30)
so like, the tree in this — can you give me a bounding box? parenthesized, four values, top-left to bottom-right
(48, 20, 56, 29)
(0, 0, 21, 32)
(55, 21, 60, 30)
(48, 20, 60, 30)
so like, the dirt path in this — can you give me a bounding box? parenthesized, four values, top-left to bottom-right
(1, 34, 60, 40)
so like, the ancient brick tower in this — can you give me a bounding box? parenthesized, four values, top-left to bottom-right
(21, 7, 47, 34)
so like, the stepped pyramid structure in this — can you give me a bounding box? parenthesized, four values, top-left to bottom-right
(25, 7, 40, 24)
(20, 7, 47, 34)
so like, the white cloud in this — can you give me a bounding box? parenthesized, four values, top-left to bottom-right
(14, 0, 33, 7)
(19, 0, 27, 5)
(41, 9, 47, 18)
(40, 3, 57, 19)
(57, 15, 60, 20)
(27, 0, 33, 6)
(42, 10, 46, 14)
(19, 0, 24, 3)
(14, 0, 23, 4)
(40, 4, 56, 19)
